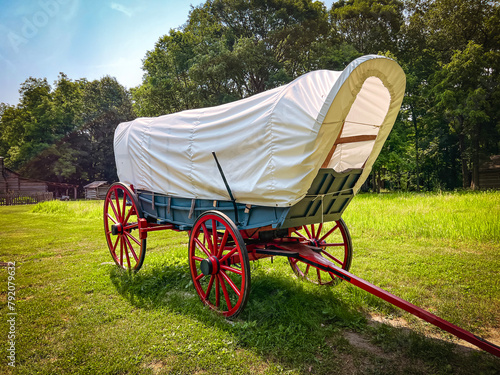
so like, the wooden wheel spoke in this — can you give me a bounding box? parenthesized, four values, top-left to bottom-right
(123, 234, 139, 263)
(111, 236, 120, 253)
(123, 237, 131, 269)
(114, 193, 122, 221)
(123, 204, 134, 225)
(318, 224, 339, 242)
(106, 213, 118, 224)
(109, 199, 120, 222)
(218, 274, 233, 310)
(215, 276, 220, 308)
(124, 230, 141, 247)
(304, 264, 311, 276)
(201, 223, 214, 254)
(212, 220, 218, 255)
(219, 247, 237, 263)
(195, 273, 204, 282)
(194, 237, 211, 257)
(220, 271, 241, 297)
(120, 237, 124, 266)
(217, 231, 229, 257)
(311, 224, 316, 238)
(303, 225, 312, 238)
(204, 275, 215, 300)
(317, 223, 323, 237)
(220, 265, 243, 275)
(321, 250, 343, 266)
(293, 230, 308, 240)
(122, 193, 127, 223)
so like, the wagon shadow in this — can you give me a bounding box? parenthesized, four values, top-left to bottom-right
(108, 260, 359, 318)
(108, 261, 367, 361)
(108, 260, 357, 317)
(108, 263, 498, 373)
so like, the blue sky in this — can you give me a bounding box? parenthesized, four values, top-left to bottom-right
(0, 0, 334, 105)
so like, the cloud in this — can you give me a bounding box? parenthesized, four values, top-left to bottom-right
(110, 3, 134, 17)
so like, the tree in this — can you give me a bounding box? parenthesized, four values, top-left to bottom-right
(433, 42, 499, 189)
(82, 76, 134, 182)
(0, 78, 53, 171)
(133, 0, 330, 116)
(0, 74, 134, 187)
(330, 0, 404, 55)
(421, 0, 497, 62)
(12, 75, 87, 184)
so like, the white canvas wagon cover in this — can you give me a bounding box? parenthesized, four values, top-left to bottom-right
(115, 55, 405, 207)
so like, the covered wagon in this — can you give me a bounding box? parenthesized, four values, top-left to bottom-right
(103, 54, 499, 357)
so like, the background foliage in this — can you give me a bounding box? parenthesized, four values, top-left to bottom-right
(1, 0, 499, 191)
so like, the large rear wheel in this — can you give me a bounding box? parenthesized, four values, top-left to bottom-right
(189, 211, 250, 318)
(103, 183, 146, 271)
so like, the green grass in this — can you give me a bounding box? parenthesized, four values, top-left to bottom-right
(1, 192, 499, 374)
(345, 191, 500, 243)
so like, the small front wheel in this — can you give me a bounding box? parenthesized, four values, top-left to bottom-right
(289, 219, 353, 286)
(189, 211, 250, 318)
(103, 182, 146, 271)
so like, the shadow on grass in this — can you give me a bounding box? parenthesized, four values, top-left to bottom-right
(108, 260, 366, 369)
(108, 261, 500, 374)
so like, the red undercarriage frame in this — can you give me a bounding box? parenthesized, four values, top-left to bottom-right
(136, 218, 500, 358)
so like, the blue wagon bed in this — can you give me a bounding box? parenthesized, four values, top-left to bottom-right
(137, 168, 362, 231)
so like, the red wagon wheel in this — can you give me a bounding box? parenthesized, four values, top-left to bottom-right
(103, 182, 146, 272)
(289, 219, 352, 286)
(189, 211, 250, 318)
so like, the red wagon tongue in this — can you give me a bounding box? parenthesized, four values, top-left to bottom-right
(263, 239, 500, 358)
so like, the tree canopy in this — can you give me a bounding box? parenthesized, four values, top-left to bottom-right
(0, 75, 133, 186)
(1, 0, 499, 192)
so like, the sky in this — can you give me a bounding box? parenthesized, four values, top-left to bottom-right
(0, 0, 335, 106)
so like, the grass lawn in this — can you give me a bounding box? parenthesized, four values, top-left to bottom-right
(1, 191, 499, 374)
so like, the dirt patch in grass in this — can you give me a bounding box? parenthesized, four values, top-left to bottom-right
(145, 360, 172, 374)
(342, 329, 436, 374)
(344, 331, 392, 360)
(367, 312, 500, 356)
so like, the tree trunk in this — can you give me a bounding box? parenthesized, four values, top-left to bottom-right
(458, 132, 470, 189)
(410, 104, 420, 192)
(372, 170, 377, 193)
(376, 170, 381, 194)
(471, 124, 480, 190)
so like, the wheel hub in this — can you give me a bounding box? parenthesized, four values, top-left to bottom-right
(309, 238, 320, 247)
(111, 223, 123, 235)
(200, 256, 220, 275)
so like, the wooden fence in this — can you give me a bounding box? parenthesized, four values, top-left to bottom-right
(0, 192, 54, 206)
